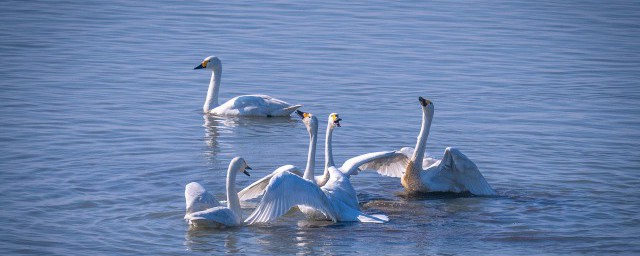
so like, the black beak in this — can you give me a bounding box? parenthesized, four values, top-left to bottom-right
(243, 166, 251, 176)
(334, 118, 342, 127)
(194, 64, 204, 70)
(418, 96, 431, 107)
(296, 110, 306, 119)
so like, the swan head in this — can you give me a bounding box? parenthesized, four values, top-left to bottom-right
(194, 56, 222, 70)
(418, 96, 434, 112)
(230, 157, 252, 176)
(296, 110, 318, 134)
(328, 113, 342, 129)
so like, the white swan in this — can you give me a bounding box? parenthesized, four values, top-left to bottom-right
(194, 56, 302, 117)
(184, 157, 252, 228)
(349, 97, 496, 195)
(241, 111, 388, 224)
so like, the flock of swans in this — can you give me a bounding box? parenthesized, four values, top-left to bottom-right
(184, 56, 496, 228)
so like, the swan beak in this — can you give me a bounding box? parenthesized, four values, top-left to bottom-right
(194, 63, 205, 69)
(296, 110, 310, 119)
(418, 96, 432, 107)
(334, 118, 342, 127)
(243, 166, 251, 176)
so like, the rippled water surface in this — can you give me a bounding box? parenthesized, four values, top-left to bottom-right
(2, 1, 640, 255)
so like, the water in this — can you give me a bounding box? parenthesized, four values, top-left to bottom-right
(1, 0, 639, 254)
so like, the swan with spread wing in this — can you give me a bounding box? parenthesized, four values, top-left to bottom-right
(241, 111, 388, 224)
(346, 97, 496, 195)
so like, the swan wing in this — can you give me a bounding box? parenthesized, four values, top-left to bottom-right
(237, 165, 301, 201)
(213, 95, 301, 117)
(322, 167, 389, 223)
(185, 182, 220, 215)
(185, 206, 239, 227)
(340, 151, 410, 178)
(322, 166, 359, 208)
(245, 171, 337, 224)
(399, 147, 439, 169)
(428, 147, 496, 196)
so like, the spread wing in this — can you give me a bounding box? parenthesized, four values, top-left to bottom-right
(244, 171, 337, 224)
(429, 147, 496, 196)
(398, 147, 439, 169)
(237, 165, 302, 201)
(340, 151, 410, 178)
(185, 182, 220, 215)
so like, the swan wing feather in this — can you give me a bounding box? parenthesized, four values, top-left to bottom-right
(245, 171, 337, 224)
(185, 206, 239, 227)
(237, 165, 301, 201)
(400, 147, 439, 169)
(340, 151, 410, 178)
(429, 147, 496, 196)
(185, 182, 220, 215)
(213, 95, 301, 116)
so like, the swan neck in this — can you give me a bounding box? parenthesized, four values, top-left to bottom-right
(412, 106, 433, 168)
(225, 164, 241, 219)
(203, 65, 221, 113)
(325, 126, 335, 170)
(303, 127, 317, 182)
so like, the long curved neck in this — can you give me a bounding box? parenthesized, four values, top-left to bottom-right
(303, 125, 318, 182)
(225, 165, 241, 219)
(203, 65, 222, 113)
(411, 106, 433, 169)
(318, 125, 334, 185)
(324, 126, 335, 170)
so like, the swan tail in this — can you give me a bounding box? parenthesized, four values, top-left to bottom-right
(356, 213, 389, 223)
(281, 105, 303, 115)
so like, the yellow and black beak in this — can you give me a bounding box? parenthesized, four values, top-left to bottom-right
(296, 110, 310, 119)
(334, 116, 342, 127)
(194, 61, 207, 70)
(418, 96, 432, 107)
(243, 165, 252, 176)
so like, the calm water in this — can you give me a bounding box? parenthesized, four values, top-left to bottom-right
(1, 0, 640, 255)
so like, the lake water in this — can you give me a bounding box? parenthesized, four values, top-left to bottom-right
(1, 0, 639, 255)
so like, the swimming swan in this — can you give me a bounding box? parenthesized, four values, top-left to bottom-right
(242, 111, 388, 224)
(184, 157, 252, 228)
(348, 97, 496, 195)
(194, 56, 302, 116)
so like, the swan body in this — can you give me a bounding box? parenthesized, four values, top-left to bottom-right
(241, 111, 388, 224)
(245, 166, 388, 224)
(184, 157, 252, 228)
(194, 56, 302, 117)
(352, 97, 496, 196)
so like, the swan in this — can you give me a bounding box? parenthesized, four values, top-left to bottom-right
(241, 111, 388, 224)
(184, 157, 252, 228)
(348, 97, 496, 195)
(193, 56, 302, 117)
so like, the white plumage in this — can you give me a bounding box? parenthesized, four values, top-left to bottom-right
(184, 157, 252, 228)
(194, 56, 301, 117)
(350, 97, 496, 196)
(245, 167, 388, 224)
(241, 111, 388, 224)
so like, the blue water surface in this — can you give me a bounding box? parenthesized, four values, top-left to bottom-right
(1, 1, 639, 255)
